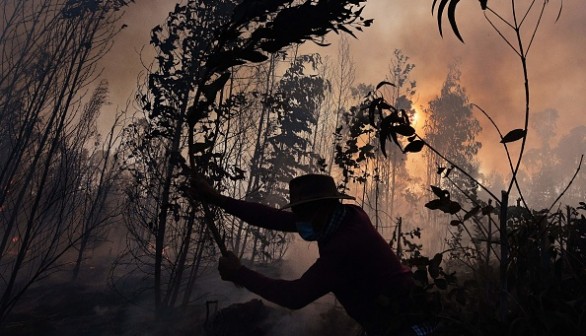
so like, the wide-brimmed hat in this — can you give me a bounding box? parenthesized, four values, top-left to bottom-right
(281, 174, 355, 209)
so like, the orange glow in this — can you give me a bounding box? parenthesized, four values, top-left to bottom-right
(411, 106, 427, 135)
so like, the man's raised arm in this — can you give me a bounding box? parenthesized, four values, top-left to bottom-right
(189, 176, 297, 232)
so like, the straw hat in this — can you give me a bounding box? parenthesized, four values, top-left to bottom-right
(281, 174, 355, 209)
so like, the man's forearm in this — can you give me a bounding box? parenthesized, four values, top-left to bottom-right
(217, 197, 297, 232)
(233, 267, 316, 310)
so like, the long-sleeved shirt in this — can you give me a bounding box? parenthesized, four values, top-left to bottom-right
(221, 197, 414, 332)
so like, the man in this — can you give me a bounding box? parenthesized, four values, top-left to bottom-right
(192, 174, 432, 335)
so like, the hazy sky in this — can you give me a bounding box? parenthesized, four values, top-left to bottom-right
(102, 0, 585, 178)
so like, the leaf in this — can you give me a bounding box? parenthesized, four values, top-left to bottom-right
(376, 81, 395, 90)
(555, 0, 563, 22)
(428, 265, 440, 279)
(408, 256, 430, 267)
(368, 98, 382, 125)
(481, 204, 495, 215)
(430, 185, 448, 199)
(433, 0, 463, 42)
(413, 269, 429, 286)
(403, 140, 424, 153)
(479, 0, 488, 10)
(444, 167, 452, 177)
(337, 24, 357, 39)
(189, 142, 209, 154)
(432, 0, 439, 14)
(448, 201, 462, 214)
(393, 124, 416, 137)
(435, 0, 450, 37)
(431, 253, 443, 267)
(425, 199, 445, 211)
(202, 72, 231, 103)
(434, 278, 448, 289)
(500, 128, 526, 143)
(447, 0, 463, 42)
(463, 205, 481, 221)
(379, 127, 390, 157)
(378, 101, 393, 110)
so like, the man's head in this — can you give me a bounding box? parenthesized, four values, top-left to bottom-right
(282, 174, 355, 240)
(282, 174, 354, 209)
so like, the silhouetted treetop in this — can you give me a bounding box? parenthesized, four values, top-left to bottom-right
(198, 0, 370, 73)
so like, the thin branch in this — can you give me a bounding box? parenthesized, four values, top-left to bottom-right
(486, 6, 516, 29)
(417, 135, 500, 202)
(445, 175, 500, 262)
(543, 155, 583, 217)
(519, 0, 538, 27)
(525, 0, 547, 56)
(471, 103, 531, 211)
(501, 0, 533, 200)
(484, 12, 521, 57)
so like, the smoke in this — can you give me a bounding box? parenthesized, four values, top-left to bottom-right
(100, 0, 585, 177)
(340, 0, 585, 175)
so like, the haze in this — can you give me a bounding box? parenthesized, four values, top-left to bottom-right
(102, 0, 585, 180)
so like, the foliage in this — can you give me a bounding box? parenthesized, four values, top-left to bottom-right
(423, 64, 482, 207)
(365, 1, 585, 335)
(432, 0, 490, 42)
(257, 54, 327, 205)
(118, 0, 373, 313)
(334, 104, 376, 191)
(243, 54, 328, 263)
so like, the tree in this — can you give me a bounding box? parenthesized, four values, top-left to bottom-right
(119, 0, 371, 314)
(424, 63, 482, 201)
(380, 50, 417, 224)
(250, 54, 328, 262)
(522, 108, 560, 208)
(327, 35, 357, 174)
(0, 0, 127, 322)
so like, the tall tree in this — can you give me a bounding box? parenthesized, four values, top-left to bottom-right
(423, 63, 482, 251)
(327, 35, 357, 174)
(380, 49, 417, 223)
(522, 108, 560, 208)
(250, 54, 328, 262)
(424, 63, 482, 197)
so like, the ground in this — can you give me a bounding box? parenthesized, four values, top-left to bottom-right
(0, 263, 360, 336)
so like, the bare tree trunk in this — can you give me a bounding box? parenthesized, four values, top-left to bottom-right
(166, 210, 196, 307)
(327, 35, 355, 174)
(154, 107, 186, 312)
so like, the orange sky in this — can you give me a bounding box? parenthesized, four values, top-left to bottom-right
(101, 0, 586, 178)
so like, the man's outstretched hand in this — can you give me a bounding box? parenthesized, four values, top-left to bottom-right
(218, 251, 242, 281)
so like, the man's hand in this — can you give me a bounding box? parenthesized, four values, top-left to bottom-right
(218, 251, 241, 281)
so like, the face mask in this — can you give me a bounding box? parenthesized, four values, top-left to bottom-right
(296, 221, 320, 241)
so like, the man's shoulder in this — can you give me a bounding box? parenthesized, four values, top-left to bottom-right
(342, 204, 370, 222)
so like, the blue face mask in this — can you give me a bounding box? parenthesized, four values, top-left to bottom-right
(296, 221, 320, 241)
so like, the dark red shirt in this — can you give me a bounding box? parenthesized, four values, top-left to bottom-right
(222, 197, 413, 330)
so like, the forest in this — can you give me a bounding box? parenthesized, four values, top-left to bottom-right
(0, 0, 585, 335)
